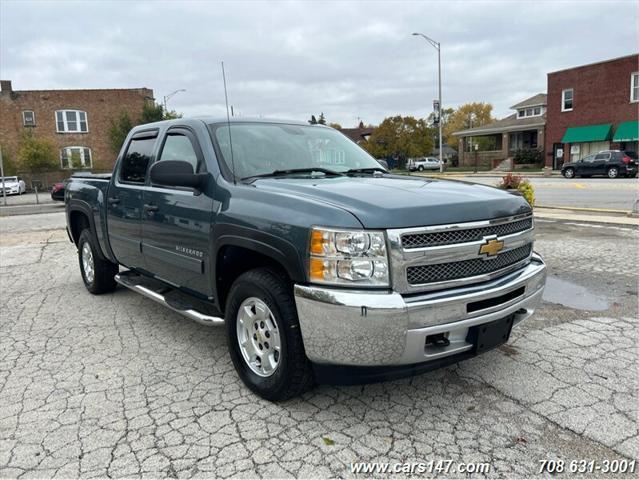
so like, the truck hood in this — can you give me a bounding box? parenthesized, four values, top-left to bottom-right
(251, 175, 532, 229)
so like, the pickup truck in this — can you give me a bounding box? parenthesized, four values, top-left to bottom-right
(65, 118, 546, 401)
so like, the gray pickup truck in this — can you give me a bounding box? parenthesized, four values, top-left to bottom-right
(65, 118, 546, 400)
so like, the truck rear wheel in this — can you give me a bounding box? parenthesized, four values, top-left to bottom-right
(225, 268, 313, 400)
(78, 229, 118, 294)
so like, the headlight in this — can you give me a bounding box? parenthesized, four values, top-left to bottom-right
(308, 227, 389, 287)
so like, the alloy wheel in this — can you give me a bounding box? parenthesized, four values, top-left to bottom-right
(81, 242, 95, 284)
(236, 297, 281, 377)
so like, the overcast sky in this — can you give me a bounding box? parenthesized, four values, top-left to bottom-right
(1, 0, 637, 126)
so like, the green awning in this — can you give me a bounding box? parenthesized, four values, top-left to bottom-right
(612, 121, 639, 142)
(561, 124, 612, 143)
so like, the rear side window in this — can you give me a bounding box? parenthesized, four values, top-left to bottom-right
(594, 153, 610, 161)
(158, 133, 202, 172)
(120, 136, 156, 183)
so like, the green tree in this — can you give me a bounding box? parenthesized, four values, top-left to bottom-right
(317, 112, 326, 125)
(308, 115, 318, 125)
(17, 132, 57, 173)
(362, 116, 433, 166)
(108, 111, 134, 155)
(444, 102, 494, 148)
(140, 102, 181, 124)
(0, 148, 19, 175)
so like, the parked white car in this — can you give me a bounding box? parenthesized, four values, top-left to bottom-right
(0, 176, 26, 195)
(407, 157, 442, 171)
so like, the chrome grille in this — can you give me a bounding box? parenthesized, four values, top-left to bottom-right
(406, 244, 532, 285)
(402, 217, 533, 249)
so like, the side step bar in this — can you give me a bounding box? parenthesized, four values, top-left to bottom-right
(115, 272, 224, 326)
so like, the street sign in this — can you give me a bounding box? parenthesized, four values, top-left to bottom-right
(433, 99, 440, 112)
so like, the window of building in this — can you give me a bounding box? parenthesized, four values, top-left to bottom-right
(55, 110, 88, 133)
(631, 72, 639, 103)
(562, 89, 573, 111)
(60, 147, 92, 169)
(22, 110, 35, 127)
(518, 107, 544, 118)
(120, 136, 157, 183)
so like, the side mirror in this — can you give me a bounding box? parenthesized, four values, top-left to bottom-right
(149, 160, 206, 189)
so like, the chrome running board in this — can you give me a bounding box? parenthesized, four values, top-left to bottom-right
(115, 271, 224, 326)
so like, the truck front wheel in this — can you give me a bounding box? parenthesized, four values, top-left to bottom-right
(78, 229, 118, 294)
(225, 268, 313, 400)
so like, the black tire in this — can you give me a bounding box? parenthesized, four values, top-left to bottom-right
(78, 229, 118, 294)
(225, 268, 313, 401)
(562, 168, 575, 179)
(607, 167, 619, 179)
(418, 165, 424, 172)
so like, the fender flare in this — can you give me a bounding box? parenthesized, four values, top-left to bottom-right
(67, 199, 115, 262)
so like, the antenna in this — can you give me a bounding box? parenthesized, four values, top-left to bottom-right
(221, 61, 236, 185)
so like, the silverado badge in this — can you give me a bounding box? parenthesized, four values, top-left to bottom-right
(479, 238, 504, 257)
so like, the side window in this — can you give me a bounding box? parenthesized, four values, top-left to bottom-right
(120, 136, 156, 183)
(582, 155, 595, 163)
(158, 133, 202, 172)
(594, 153, 609, 161)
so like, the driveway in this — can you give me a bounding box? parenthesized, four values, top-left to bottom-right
(1, 212, 637, 478)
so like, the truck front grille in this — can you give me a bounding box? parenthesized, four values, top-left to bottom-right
(406, 244, 533, 285)
(401, 217, 533, 249)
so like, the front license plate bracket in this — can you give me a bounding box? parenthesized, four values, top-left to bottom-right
(467, 315, 514, 354)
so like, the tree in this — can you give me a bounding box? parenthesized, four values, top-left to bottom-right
(108, 111, 134, 155)
(308, 115, 318, 125)
(362, 116, 433, 167)
(317, 112, 326, 125)
(17, 131, 57, 173)
(140, 102, 181, 124)
(444, 102, 494, 148)
(328, 122, 342, 129)
(0, 148, 19, 176)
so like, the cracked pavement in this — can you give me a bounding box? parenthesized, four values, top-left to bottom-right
(1, 212, 637, 478)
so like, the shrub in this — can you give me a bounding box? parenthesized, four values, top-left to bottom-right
(496, 172, 535, 206)
(512, 148, 543, 165)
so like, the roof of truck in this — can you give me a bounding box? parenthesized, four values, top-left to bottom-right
(133, 117, 323, 128)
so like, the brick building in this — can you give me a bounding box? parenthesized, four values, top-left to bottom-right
(0, 80, 154, 174)
(545, 54, 639, 169)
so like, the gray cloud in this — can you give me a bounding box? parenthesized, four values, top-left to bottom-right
(2, 0, 637, 127)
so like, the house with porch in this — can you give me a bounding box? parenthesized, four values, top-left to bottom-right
(452, 94, 546, 168)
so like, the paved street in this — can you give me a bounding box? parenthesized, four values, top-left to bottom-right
(1, 212, 638, 478)
(433, 176, 639, 212)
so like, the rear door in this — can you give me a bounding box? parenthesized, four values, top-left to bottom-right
(592, 152, 611, 175)
(141, 127, 214, 296)
(106, 130, 158, 269)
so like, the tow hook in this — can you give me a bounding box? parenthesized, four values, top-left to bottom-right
(426, 333, 450, 347)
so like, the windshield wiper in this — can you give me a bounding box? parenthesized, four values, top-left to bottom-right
(241, 167, 344, 182)
(344, 167, 388, 175)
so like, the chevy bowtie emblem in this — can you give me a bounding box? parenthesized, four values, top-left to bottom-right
(479, 238, 504, 257)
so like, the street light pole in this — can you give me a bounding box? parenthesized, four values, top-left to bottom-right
(162, 89, 186, 112)
(413, 32, 443, 173)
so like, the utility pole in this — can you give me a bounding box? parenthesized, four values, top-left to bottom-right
(0, 147, 6, 206)
(413, 32, 443, 172)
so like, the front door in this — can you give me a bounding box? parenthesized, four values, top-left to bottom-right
(141, 127, 214, 297)
(552, 143, 564, 170)
(592, 152, 611, 175)
(578, 154, 596, 176)
(106, 130, 158, 269)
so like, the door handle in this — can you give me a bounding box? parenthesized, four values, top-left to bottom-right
(143, 204, 159, 212)
(108, 197, 120, 205)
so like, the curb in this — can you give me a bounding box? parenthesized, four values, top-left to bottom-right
(535, 205, 631, 215)
(0, 203, 64, 217)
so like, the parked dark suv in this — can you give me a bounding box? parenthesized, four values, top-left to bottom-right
(561, 150, 638, 179)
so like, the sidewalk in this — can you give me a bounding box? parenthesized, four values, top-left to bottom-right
(534, 206, 639, 227)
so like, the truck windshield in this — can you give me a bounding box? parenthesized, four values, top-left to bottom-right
(211, 123, 384, 180)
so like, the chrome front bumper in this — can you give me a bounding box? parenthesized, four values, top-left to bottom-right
(294, 253, 546, 366)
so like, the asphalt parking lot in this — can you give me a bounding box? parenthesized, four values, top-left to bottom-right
(1, 212, 638, 478)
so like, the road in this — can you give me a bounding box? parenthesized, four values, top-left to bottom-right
(431, 176, 638, 212)
(1, 212, 638, 478)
